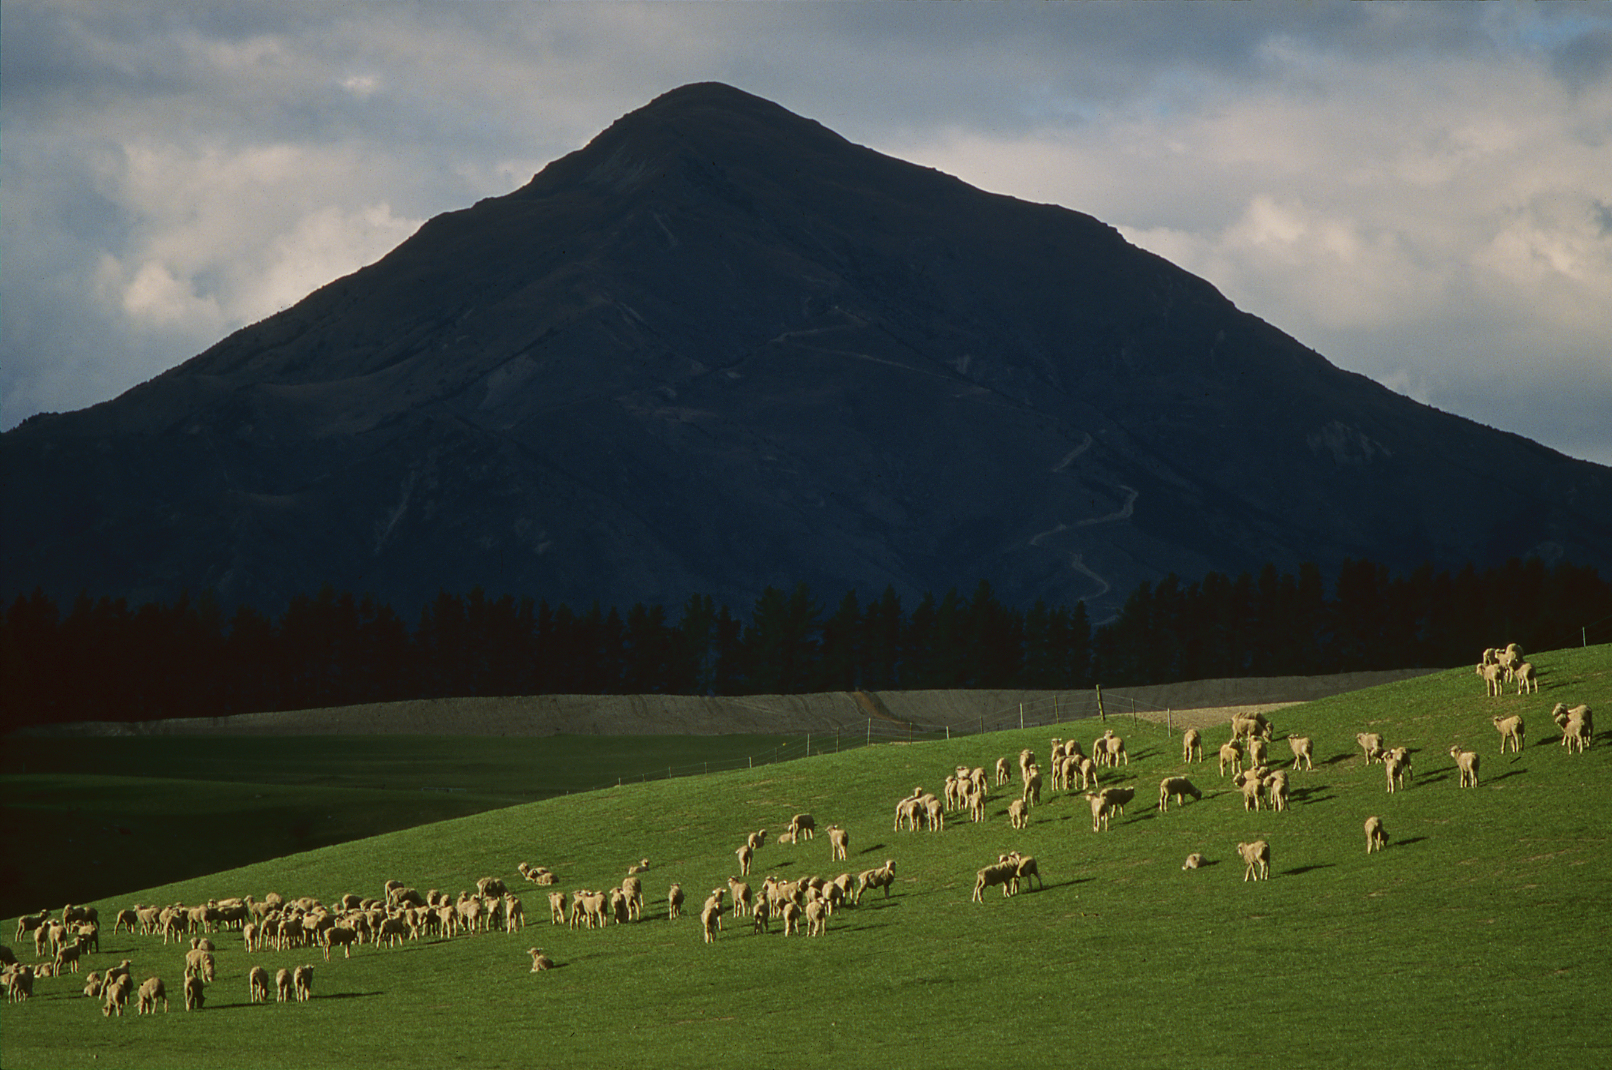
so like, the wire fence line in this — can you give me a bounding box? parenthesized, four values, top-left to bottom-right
(581, 687, 1187, 794)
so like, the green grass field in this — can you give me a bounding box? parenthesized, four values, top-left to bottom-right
(2, 647, 1608, 1069)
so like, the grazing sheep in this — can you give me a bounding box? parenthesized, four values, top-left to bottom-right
(855, 861, 897, 904)
(1357, 732, 1386, 764)
(972, 861, 1017, 901)
(1365, 816, 1388, 854)
(102, 972, 130, 1016)
(1552, 703, 1594, 753)
(619, 878, 643, 922)
(1492, 714, 1525, 754)
(1099, 786, 1137, 817)
(994, 757, 1011, 784)
(547, 891, 568, 925)
(1239, 776, 1265, 811)
(893, 793, 924, 832)
(293, 965, 313, 1003)
(1183, 727, 1203, 763)
(1182, 853, 1204, 870)
(804, 898, 828, 936)
(1384, 748, 1412, 793)
(726, 878, 753, 919)
(527, 947, 554, 972)
(1102, 731, 1129, 766)
(476, 876, 508, 899)
(275, 968, 293, 1002)
(1287, 735, 1314, 771)
(1021, 765, 1042, 808)
(786, 813, 816, 841)
(184, 948, 215, 983)
(699, 898, 722, 944)
(1219, 740, 1244, 778)
(1247, 736, 1269, 769)
(751, 897, 771, 933)
(736, 843, 754, 876)
(1013, 853, 1043, 893)
(1450, 746, 1481, 787)
(1265, 770, 1290, 812)
(1237, 840, 1271, 881)
(1084, 792, 1112, 833)
(667, 884, 684, 921)
(183, 975, 205, 1011)
(249, 966, 270, 1004)
(1514, 661, 1538, 694)
(1008, 797, 1029, 829)
(137, 976, 168, 1015)
(1158, 776, 1202, 812)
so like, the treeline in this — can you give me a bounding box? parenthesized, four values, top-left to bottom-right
(2, 557, 1608, 733)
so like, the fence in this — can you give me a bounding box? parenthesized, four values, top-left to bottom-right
(585, 686, 1184, 794)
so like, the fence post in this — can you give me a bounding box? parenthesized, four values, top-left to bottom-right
(1166, 708, 1172, 732)
(1054, 695, 1060, 723)
(1096, 684, 1106, 723)
(1019, 703, 1024, 731)
(868, 718, 872, 745)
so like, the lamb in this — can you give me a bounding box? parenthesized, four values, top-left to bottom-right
(1018, 748, 1036, 781)
(1101, 730, 1129, 766)
(82, 971, 104, 998)
(747, 829, 768, 851)
(1231, 712, 1274, 741)
(1264, 770, 1290, 812)
(786, 813, 816, 841)
(922, 793, 945, 831)
(608, 888, 630, 925)
(827, 824, 850, 861)
(1181, 853, 1204, 870)
(627, 857, 651, 875)
(276, 967, 293, 1002)
(725, 878, 753, 918)
(1021, 764, 1042, 808)
(1513, 661, 1538, 694)
(137, 975, 168, 1014)
(1099, 786, 1136, 817)
(751, 897, 772, 933)
(964, 779, 988, 823)
(1498, 642, 1524, 681)
(1237, 840, 1271, 881)
(322, 924, 358, 960)
(893, 793, 924, 832)
(779, 900, 803, 936)
(1008, 797, 1029, 829)
(736, 843, 754, 875)
(1287, 735, 1314, 771)
(293, 965, 313, 1003)
(1491, 714, 1525, 754)
(1239, 774, 1265, 811)
(667, 884, 684, 921)
(504, 894, 525, 932)
(249, 965, 270, 1004)
(476, 876, 508, 898)
(184, 974, 206, 1011)
(855, 860, 896, 903)
(527, 947, 554, 972)
(1552, 703, 1594, 753)
(620, 877, 643, 921)
(1384, 748, 1411, 792)
(804, 897, 828, 936)
(699, 896, 723, 944)
(1085, 792, 1112, 833)
(1365, 815, 1388, 854)
(517, 862, 557, 886)
(1247, 736, 1268, 768)
(1219, 740, 1244, 777)
(14, 909, 48, 943)
(1073, 755, 1100, 791)
(1013, 854, 1043, 893)
(1450, 746, 1481, 787)
(1357, 732, 1386, 764)
(184, 948, 216, 983)
(547, 890, 568, 925)
(1158, 776, 1202, 812)
(1183, 727, 1203, 763)
(994, 757, 1011, 784)
(5, 965, 36, 1004)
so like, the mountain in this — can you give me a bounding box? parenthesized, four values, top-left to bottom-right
(5, 82, 1611, 622)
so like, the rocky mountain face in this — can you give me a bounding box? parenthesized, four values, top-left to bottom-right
(5, 82, 1610, 622)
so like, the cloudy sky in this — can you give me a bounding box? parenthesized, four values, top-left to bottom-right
(4, 2, 1610, 465)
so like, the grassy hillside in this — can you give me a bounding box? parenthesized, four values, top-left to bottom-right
(2, 646, 1608, 1069)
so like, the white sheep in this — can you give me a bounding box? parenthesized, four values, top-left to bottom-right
(184, 974, 206, 1011)
(547, 890, 568, 925)
(1264, 770, 1290, 812)
(1084, 792, 1111, 833)
(994, 757, 1011, 785)
(1552, 703, 1594, 753)
(1357, 732, 1386, 764)
(1013, 853, 1043, 893)
(275, 967, 293, 1002)
(137, 975, 167, 1014)
(667, 884, 684, 921)
(1491, 714, 1525, 754)
(972, 861, 1017, 901)
(1021, 765, 1042, 808)
(1287, 735, 1314, 771)
(1182, 727, 1203, 763)
(1219, 740, 1244, 777)
(1383, 748, 1411, 793)
(725, 878, 753, 918)
(1514, 661, 1538, 694)
(249, 966, 270, 1004)
(1247, 736, 1269, 768)
(102, 972, 130, 1016)
(1239, 776, 1264, 811)
(1099, 786, 1137, 817)
(1364, 816, 1387, 854)
(527, 947, 554, 972)
(736, 843, 754, 876)
(619, 877, 643, 922)
(855, 861, 896, 903)
(1450, 746, 1481, 788)
(786, 813, 816, 841)
(626, 858, 651, 875)
(1478, 660, 1506, 697)
(700, 889, 726, 943)
(1237, 840, 1271, 881)
(804, 898, 828, 936)
(1008, 797, 1029, 829)
(1100, 730, 1128, 766)
(1158, 776, 1202, 812)
(1181, 853, 1204, 871)
(293, 965, 313, 1003)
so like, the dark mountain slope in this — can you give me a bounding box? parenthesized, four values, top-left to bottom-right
(5, 82, 1610, 620)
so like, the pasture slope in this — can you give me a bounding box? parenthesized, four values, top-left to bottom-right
(2, 647, 1608, 1069)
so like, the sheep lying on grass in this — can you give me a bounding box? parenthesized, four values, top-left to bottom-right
(1552, 703, 1593, 753)
(1158, 777, 1202, 812)
(1450, 746, 1481, 788)
(137, 976, 167, 1015)
(527, 948, 554, 972)
(1364, 816, 1388, 854)
(1182, 853, 1204, 870)
(1491, 714, 1525, 754)
(517, 862, 557, 886)
(1183, 727, 1203, 763)
(1237, 840, 1271, 881)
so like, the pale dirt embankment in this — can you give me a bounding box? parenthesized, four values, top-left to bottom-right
(21, 668, 1444, 738)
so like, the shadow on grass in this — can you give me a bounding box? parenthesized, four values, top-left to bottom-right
(1284, 863, 1336, 876)
(1396, 836, 1429, 848)
(208, 991, 384, 1011)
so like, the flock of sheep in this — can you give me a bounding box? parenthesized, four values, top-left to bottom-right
(2, 641, 1597, 1015)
